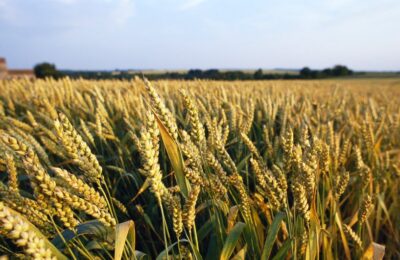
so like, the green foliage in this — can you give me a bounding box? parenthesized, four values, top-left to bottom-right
(299, 65, 353, 78)
(34, 62, 63, 79)
(61, 65, 354, 80)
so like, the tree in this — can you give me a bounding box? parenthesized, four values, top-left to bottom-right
(34, 62, 62, 79)
(254, 68, 263, 80)
(300, 67, 312, 79)
(332, 65, 353, 77)
(321, 68, 332, 77)
(187, 69, 203, 79)
(203, 69, 220, 79)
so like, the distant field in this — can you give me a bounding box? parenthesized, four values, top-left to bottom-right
(0, 78, 399, 259)
(65, 68, 400, 80)
(132, 68, 300, 75)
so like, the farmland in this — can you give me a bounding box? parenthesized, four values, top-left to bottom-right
(0, 78, 399, 259)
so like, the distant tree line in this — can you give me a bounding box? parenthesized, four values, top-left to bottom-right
(299, 65, 353, 79)
(34, 63, 354, 80)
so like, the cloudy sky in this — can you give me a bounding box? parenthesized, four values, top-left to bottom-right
(0, 0, 399, 70)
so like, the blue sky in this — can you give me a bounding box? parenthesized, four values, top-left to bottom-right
(0, 0, 399, 70)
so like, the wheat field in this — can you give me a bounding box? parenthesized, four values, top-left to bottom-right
(0, 78, 399, 259)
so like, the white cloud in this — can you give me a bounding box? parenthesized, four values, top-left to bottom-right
(44, 0, 136, 28)
(179, 0, 206, 11)
(110, 0, 135, 25)
(51, 0, 79, 4)
(0, 0, 17, 23)
(323, 0, 358, 9)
